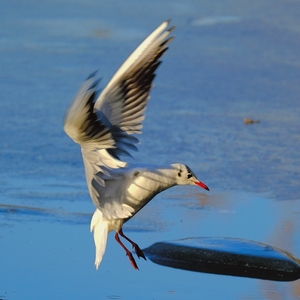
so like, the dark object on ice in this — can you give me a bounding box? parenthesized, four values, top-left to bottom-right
(244, 117, 260, 124)
(143, 237, 300, 281)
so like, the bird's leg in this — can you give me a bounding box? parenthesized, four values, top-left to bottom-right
(115, 232, 139, 270)
(119, 228, 146, 261)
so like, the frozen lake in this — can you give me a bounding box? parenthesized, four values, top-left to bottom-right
(1, 0, 300, 299)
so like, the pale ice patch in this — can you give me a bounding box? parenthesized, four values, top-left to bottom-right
(191, 16, 242, 27)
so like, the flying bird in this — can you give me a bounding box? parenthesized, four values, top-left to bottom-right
(64, 20, 209, 270)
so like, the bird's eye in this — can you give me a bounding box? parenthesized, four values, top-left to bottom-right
(187, 173, 192, 179)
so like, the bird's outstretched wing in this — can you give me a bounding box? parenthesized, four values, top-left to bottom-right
(64, 21, 174, 218)
(94, 20, 174, 135)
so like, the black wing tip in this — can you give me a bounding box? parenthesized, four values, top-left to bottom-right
(87, 70, 98, 79)
(85, 71, 102, 91)
(90, 78, 102, 90)
(167, 25, 176, 34)
(164, 19, 175, 32)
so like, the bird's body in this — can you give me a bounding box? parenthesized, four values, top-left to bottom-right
(91, 163, 196, 230)
(64, 20, 209, 270)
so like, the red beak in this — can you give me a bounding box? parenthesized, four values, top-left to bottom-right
(195, 181, 209, 191)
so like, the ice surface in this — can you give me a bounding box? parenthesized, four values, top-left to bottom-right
(1, 0, 300, 299)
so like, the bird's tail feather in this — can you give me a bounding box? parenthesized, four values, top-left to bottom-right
(90, 209, 108, 270)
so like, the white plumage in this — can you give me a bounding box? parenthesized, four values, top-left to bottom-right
(64, 20, 209, 270)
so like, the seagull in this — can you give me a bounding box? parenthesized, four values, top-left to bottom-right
(64, 20, 209, 270)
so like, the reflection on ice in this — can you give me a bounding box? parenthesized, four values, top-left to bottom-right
(0, 203, 91, 225)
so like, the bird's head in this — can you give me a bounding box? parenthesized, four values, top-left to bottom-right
(171, 163, 209, 191)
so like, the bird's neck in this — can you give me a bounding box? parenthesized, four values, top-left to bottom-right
(122, 166, 178, 221)
(144, 166, 178, 192)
